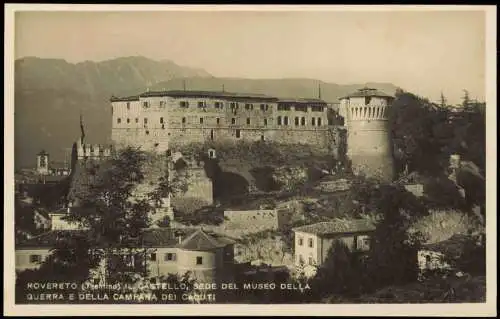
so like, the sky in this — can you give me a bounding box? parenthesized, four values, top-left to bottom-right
(14, 8, 487, 104)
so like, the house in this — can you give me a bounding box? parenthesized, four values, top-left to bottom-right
(33, 209, 51, 230)
(417, 234, 470, 278)
(15, 227, 235, 284)
(48, 207, 81, 231)
(292, 218, 376, 269)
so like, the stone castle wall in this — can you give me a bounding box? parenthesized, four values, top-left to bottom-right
(110, 94, 337, 152)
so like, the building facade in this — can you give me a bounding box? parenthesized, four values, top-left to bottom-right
(15, 228, 235, 284)
(109, 90, 341, 152)
(292, 219, 376, 269)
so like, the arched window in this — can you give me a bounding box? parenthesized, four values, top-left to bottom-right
(301, 117, 306, 126)
(182, 117, 186, 124)
(277, 116, 282, 126)
(295, 117, 299, 126)
(312, 118, 316, 126)
(317, 118, 322, 126)
(284, 116, 289, 126)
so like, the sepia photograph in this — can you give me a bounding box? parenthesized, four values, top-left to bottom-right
(4, 4, 497, 317)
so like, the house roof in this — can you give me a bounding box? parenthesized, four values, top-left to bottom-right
(141, 227, 197, 247)
(292, 218, 376, 236)
(16, 227, 235, 251)
(16, 229, 91, 249)
(395, 171, 427, 185)
(176, 228, 233, 251)
(41, 175, 69, 183)
(340, 87, 394, 100)
(34, 208, 51, 219)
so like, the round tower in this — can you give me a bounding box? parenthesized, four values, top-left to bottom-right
(340, 87, 395, 182)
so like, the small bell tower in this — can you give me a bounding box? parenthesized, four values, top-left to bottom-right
(36, 150, 50, 175)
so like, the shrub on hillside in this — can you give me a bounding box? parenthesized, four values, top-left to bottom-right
(423, 176, 468, 211)
(174, 204, 225, 226)
(408, 210, 481, 244)
(172, 197, 211, 215)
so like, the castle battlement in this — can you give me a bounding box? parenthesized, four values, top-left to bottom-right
(77, 142, 114, 160)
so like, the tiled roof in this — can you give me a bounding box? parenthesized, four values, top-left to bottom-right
(292, 218, 376, 236)
(176, 229, 233, 251)
(41, 175, 69, 183)
(340, 87, 394, 100)
(16, 228, 234, 251)
(141, 228, 197, 247)
(16, 229, 91, 249)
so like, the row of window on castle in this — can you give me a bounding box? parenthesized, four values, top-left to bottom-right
(128, 101, 324, 112)
(116, 116, 326, 126)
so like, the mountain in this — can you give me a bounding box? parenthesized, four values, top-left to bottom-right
(14, 56, 213, 169)
(14, 56, 399, 169)
(150, 77, 399, 103)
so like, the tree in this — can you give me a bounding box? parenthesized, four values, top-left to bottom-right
(440, 91, 448, 108)
(147, 152, 189, 211)
(63, 147, 154, 284)
(310, 240, 364, 298)
(462, 89, 471, 110)
(350, 177, 429, 290)
(390, 90, 445, 175)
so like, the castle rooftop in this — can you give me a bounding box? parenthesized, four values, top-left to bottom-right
(110, 90, 329, 104)
(111, 90, 278, 102)
(340, 87, 394, 100)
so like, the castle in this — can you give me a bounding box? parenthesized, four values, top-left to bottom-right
(109, 90, 345, 152)
(109, 87, 395, 182)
